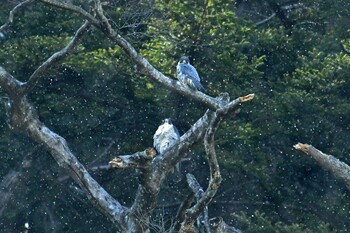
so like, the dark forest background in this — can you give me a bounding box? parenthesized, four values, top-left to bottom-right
(1, 0, 350, 232)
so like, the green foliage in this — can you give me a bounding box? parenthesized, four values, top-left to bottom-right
(234, 211, 336, 233)
(1, 0, 350, 232)
(0, 35, 73, 78)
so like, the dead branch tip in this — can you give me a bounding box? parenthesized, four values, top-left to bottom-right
(109, 157, 123, 168)
(146, 147, 157, 159)
(239, 94, 255, 103)
(293, 143, 310, 154)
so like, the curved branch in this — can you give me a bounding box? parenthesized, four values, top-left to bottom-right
(39, 0, 100, 27)
(127, 94, 253, 232)
(0, 66, 24, 98)
(0, 67, 128, 230)
(23, 21, 91, 95)
(266, 0, 294, 29)
(113, 35, 224, 110)
(38, 0, 227, 110)
(294, 143, 350, 190)
(184, 174, 211, 233)
(22, 100, 128, 230)
(255, 13, 276, 26)
(94, 0, 115, 36)
(180, 100, 224, 231)
(157, 94, 254, 176)
(0, 0, 35, 32)
(170, 193, 195, 233)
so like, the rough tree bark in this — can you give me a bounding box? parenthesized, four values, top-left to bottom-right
(0, 1, 254, 232)
(294, 143, 350, 191)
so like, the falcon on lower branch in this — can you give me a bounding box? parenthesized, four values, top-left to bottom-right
(177, 56, 205, 92)
(153, 118, 180, 154)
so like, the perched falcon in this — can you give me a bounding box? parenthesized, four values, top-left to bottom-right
(177, 56, 205, 92)
(153, 118, 180, 154)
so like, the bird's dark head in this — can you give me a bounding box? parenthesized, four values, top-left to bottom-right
(179, 56, 190, 64)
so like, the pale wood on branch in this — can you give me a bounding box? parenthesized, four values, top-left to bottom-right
(294, 143, 350, 190)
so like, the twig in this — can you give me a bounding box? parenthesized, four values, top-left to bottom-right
(0, 0, 34, 32)
(94, 0, 115, 36)
(23, 21, 91, 94)
(255, 13, 276, 26)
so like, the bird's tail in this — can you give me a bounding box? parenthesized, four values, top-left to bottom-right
(188, 78, 205, 92)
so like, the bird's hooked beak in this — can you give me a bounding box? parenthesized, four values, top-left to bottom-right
(181, 59, 187, 64)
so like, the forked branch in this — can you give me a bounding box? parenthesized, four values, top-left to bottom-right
(0, 0, 34, 32)
(0, 2, 256, 232)
(179, 106, 223, 231)
(23, 21, 91, 95)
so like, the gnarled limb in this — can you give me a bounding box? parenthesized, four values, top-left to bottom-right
(0, 66, 128, 230)
(0, 0, 35, 32)
(38, 0, 100, 27)
(294, 143, 350, 190)
(1, 1, 256, 231)
(170, 193, 195, 233)
(179, 104, 224, 232)
(185, 174, 211, 233)
(209, 217, 242, 233)
(120, 94, 253, 232)
(0, 66, 24, 99)
(27, 119, 127, 228)
(38, 0, 234, 110)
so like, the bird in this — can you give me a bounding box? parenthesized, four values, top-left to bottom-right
(153, 118, 180, 154)
(176, 56, 205, 92)
(153, 119, 184, 182)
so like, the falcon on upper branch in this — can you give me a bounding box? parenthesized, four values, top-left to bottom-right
(153, 118, 180, 154)
(176, 56, 205, 92)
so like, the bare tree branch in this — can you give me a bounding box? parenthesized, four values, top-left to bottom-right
(94, 0, 115, 35)
(0, 2, 256, 231)
(38, 0, 230, 110)
(0, 67, 128, 230)
(179, 100, 225, 231)
(209, 217, 242, 233)
(38, 0, 100, 27)
(0, 0, 35, 33)
(0, 66, 24, 98)
(255, 13, 276, 26)
(170, 193, 195, 233)
(185, 174, 211, 233)
(109, 148, 157, 169)
(23, 21, 91, 94)
(294, 143, 350, 190)
(266, 0, 294, 29)
(122, 94, 253, 232)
